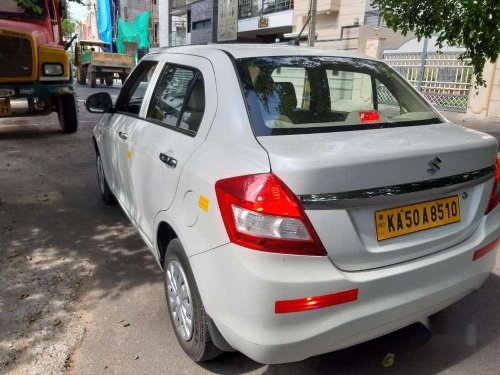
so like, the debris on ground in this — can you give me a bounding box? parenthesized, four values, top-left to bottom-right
(381, 352, 395, 368)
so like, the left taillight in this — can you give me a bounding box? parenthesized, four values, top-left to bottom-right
(215, 173, 327, 256)
(485, 157, 500, 214)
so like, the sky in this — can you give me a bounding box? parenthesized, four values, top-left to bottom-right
(69, 1, 88, 23)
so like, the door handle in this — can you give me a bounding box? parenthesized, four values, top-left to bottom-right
(159, 153, 178, 168)
(118, 131, 128, 140)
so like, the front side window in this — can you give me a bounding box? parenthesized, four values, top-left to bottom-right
(115, 60, 158, 115)
(236, 56, 442, 136)
(147, 64, 205, 134)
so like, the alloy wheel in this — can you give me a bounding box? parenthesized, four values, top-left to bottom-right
(166, 260, 194, 341)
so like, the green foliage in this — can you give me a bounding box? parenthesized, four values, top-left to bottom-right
(61, 16, 78, 38)
(371, 0, 500, 85)
(15, 0, 43, 14)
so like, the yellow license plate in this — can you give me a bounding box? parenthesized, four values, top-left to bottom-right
(0, 98, 12, 117)
(375, 196, 460, 241)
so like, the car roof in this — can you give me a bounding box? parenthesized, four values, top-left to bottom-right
(148, 43, 377, 61)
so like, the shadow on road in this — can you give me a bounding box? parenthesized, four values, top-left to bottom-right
(0, 114, 164, 370)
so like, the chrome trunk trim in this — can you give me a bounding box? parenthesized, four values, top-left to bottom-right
(299, 165, 496, 209)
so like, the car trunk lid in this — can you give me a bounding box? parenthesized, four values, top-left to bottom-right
(258, 123, 498, 271)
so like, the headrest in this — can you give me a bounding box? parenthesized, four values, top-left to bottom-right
(274, 82, 297, 110)
(186, 78, 205, 112)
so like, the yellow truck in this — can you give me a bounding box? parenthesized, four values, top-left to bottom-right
(74, 40, 134, 88)
(0, 0, 78, 133)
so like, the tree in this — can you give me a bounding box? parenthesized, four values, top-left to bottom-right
(61, 13, 79, 39)
(371, 0, 500, 85)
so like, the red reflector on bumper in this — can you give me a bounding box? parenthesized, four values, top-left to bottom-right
(275, 289, 358, 314)
(472, 238, 499, 261)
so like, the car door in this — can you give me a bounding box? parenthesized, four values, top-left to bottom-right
(126, 55, 217, 244)
(107, 60, 158, 210)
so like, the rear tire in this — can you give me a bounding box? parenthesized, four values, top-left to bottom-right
(100, 77, 104, 84)
(119, 73, 127, 85)
(78, 66, 87, 84)
(163, 239, 222, 362)
(90, 71, 96, 88)
(105, 76, 113, 86)
(57, 95, 78, 133)
(96, 152, 116, 205)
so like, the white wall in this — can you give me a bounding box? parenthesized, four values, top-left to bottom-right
(159, 0, 169, 47)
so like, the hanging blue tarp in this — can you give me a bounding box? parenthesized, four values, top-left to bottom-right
(97, 0, 112, 51)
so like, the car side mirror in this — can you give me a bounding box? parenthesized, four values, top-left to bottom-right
(85, 92, 113, 113)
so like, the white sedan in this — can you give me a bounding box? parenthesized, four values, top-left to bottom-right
(85, 44, 500, 364)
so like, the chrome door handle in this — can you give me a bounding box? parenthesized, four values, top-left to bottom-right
(159, 153, 178, 168)
(118, 131, 128, 140)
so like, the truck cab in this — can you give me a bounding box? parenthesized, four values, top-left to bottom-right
(0, 0, 78, 133)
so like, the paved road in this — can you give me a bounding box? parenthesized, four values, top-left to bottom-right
(1, 84, 499, 374)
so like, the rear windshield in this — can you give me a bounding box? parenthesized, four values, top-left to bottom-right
(235, 56, 443, 136)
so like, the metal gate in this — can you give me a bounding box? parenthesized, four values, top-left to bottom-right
(383, 47, 472, 112)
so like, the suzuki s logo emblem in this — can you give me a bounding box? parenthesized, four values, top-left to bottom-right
(427, 157, 442, 175)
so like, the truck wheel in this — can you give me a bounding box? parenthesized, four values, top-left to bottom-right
(57, 95, 78, 133)
(100, 78, 105, 84)
(90, 72, 96, 88)
(105, 76, 114, 86)
(79, 66, 87, 85)
(119, 73, 127, 85)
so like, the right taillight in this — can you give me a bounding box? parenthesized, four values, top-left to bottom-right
(485, 157, 500, 214)
(215, 173, 327, 256)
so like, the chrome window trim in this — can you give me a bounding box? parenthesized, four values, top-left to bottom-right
(299, 165, 496, 209)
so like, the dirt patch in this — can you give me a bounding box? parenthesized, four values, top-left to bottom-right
(0, 239, 93, 374)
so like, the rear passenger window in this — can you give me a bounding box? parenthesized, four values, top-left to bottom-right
(147, 64, 205, 134)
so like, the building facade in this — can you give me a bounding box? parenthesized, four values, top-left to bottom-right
(79, 0, 160, 48)
(79, 0, 99, 41)
(118, 0, 160, 48)
(160, 0, 411, 52)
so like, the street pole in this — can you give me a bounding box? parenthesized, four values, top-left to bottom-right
(307, 0, 317, 47)
(417, 37, 429, 92)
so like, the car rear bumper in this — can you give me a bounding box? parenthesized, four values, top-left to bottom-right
(189, 209, 499, 364)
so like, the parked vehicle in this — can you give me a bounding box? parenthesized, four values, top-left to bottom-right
(85, 45, 500, 364)
(0, 0, 78, 133)
(74, 40, 134, 88)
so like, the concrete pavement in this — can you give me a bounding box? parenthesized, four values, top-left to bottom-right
(442, 111, 500, 143)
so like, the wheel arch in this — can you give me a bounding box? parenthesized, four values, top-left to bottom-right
(92, 136, 99, 153)
(157, 221, 179, 268)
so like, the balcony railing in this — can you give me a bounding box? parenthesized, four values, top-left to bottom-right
(238, 0, 294, 20)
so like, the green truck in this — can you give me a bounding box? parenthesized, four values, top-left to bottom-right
(75, 40, 134, 88)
